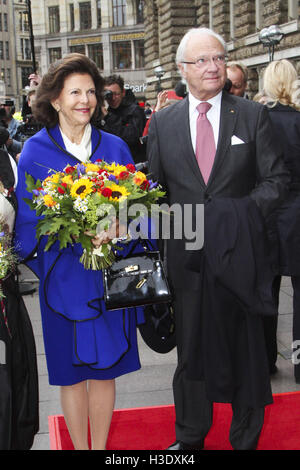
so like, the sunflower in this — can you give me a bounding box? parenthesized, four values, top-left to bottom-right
(109, 183, 130, 201)
(70, 178, 94, 199)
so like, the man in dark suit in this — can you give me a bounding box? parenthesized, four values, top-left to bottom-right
(147, 27, 289, 450)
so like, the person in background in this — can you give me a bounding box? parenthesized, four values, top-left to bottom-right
(142, 90, 180, 138)
(98, 74, 146, 163)
(0, 131, 39, 449)
(0, 100, 22, 159)
(148, 27, 288, 451)
(261, 59, 300, 381)
(174, 79, 188, 98)
(227, 61, 248, 98)
(144, 102, 152, 119)
(15, 53, 143, 450)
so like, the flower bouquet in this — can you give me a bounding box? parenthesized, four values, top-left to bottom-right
(0, 226, 18, 299)
(24, 160, 165, 270)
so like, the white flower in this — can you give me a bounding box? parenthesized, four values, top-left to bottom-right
(74, 197, 88, 213)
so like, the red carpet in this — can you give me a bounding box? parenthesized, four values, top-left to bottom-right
(48, 392, 300, 450)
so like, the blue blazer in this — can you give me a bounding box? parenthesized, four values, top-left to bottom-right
(15, 124, 144, 370)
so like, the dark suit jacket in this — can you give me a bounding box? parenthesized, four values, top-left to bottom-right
(267, 103, 300, 275)
(147, 91, 289, 290)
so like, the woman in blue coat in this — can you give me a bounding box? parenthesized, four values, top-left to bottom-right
(15, 53, 143, 450)
(262, 59, 300, 382)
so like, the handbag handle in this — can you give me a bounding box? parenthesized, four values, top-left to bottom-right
(125, 237, 156, 257)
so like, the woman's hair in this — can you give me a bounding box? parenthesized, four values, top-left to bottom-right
(263, 59, 300, 109)
(32, 53, 104, 127)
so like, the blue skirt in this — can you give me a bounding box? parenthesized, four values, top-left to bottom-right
(39, 292, 141, 385)
(35, 243, 142, 386)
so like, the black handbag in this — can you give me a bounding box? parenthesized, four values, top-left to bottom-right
(103, 240, 172, 311)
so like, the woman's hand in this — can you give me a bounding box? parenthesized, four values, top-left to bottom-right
(85, 219, 127, 248)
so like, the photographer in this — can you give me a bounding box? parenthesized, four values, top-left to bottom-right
(97, 75, 146, 163)
(0, 100, 22, 159)
(18, 87, 42, 145)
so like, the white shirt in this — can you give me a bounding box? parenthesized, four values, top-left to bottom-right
(189, 91, 222, 153)
(60, 123, 92, 162)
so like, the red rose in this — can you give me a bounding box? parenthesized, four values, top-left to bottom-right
(119, 171, 130, 180)
(101, 187, 112, 198)
(126, 164, 136, 173)
(57, 182, 67, 194)
(140, 180, 150, 191)
(65, 166, 75, 174)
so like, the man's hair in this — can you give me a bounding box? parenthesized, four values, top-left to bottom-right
(33, 53, 104, 127)
(176, 27, 227, 66)
(104, 74, 124, 91)
(227, 61, 248, 83)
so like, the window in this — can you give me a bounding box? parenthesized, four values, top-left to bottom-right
(6, 68, 10, 87)
(70, 45, 85, 54)
(0, 42, 3, 60)
(0, 14, 2, 32)
(19, 11, 29, 32)
(70, 4, 74, 31)
(136, 0, 144, 24)
(80, 2, 91, 30)
(134, 40, 144, 68)
(97, 0, 102, 27)
(49, 47, 62, 63)
(22, 66, 32, 88)
(21, 38, 31, 60)
(3, 13, 7, 32)
(112, 41, 131, 69)
(5, 41, 9, 60)
(49, 6, 60, 33)
(88, 43, 103, 69)
(113, 0, 126, 26)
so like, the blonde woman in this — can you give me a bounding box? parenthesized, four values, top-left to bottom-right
(262, 59, 300, 382)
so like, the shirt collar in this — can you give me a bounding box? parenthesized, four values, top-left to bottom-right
(189, 90, 223, 112)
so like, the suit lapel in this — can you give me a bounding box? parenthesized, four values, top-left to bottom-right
(206, 92, 238, 186)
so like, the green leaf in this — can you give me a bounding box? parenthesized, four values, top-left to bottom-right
(22, 197, 35, 210)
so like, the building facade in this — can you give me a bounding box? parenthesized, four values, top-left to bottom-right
(144, 0, 300, 101)
(5, 1, 300, 109)
(31, 0, 147, 99)
(0, 0, 32, 107)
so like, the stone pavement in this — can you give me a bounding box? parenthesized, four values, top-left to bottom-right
(20, 265, 300, 450)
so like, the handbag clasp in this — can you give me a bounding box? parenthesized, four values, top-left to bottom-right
(136, 277, 147, 289)
(125, 264, 139, 273)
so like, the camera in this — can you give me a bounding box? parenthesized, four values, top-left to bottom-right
(103, 89, 113, 102)
(19, 114, 41, 141)
(1, 99, 14, 107)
